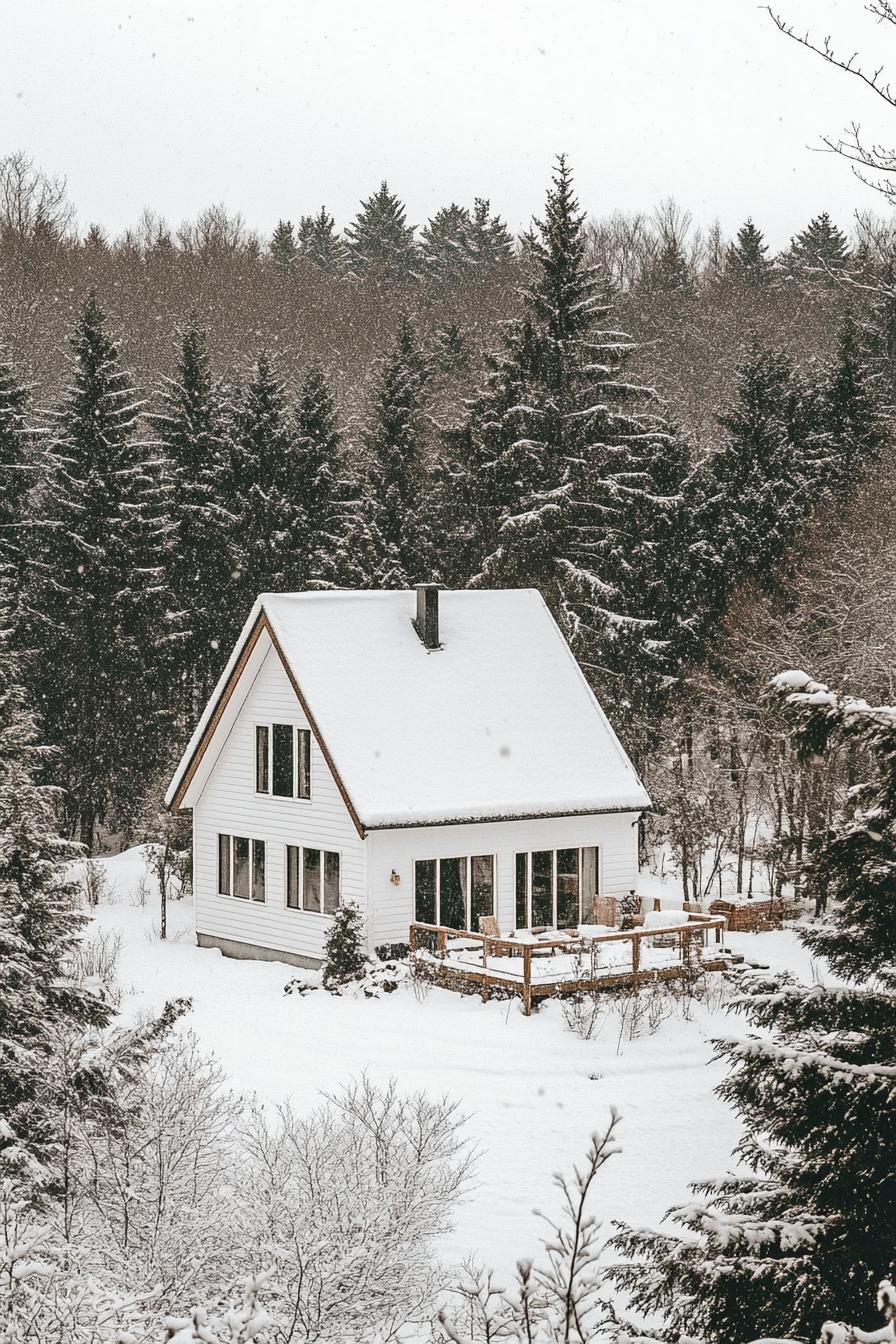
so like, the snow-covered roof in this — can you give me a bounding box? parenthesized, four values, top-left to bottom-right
(166, 588, 651, 829)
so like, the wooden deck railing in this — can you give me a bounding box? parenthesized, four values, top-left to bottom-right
(408, 913, 728, 1014)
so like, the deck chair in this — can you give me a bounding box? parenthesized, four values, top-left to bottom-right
(478, 915, 501, 941)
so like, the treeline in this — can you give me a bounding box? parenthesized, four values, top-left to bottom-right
(0, 148, 877, 432)
(0, 155, 891, 854)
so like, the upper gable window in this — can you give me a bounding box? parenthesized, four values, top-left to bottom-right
(256, 724, 311, 800)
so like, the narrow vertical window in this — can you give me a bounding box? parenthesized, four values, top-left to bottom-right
(255, 726, 269, 793)
(515, 853, 528, 929)
(323, 850, 340, 914)
(439, 857, 467, 929)
(233, 836, 251, 899)
(297, 729, 311, 799)
(286, 844, 301, 909)
(218, 833, 231, 896)
(272, 724, 294, 797)
(471, 855, 494, 927)
(415, 859, 436, 924)
(252, 839, 266, 903)
(303, 847, 321, 912)
(531, 850, 553, 927)
(556, 848, 579, 929)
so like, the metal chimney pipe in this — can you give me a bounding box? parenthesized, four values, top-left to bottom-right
(414, 584, 440, 649)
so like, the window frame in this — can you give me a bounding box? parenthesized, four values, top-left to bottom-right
(513, 847, 600, 929)
(217, 833, 266, 903)
(413, 854, 496, 929)
(285, 843, 342, 915)
(255, 723, 312, 802)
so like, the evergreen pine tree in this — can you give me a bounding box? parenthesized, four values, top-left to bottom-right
(725, 217, 772, 285)
(692, 343, 823, 636)
(269, 219, 298, 269)
(420, 204, 472, 280)
(293, 363, 357, 588)
(364, 318, 431, 584)
(611, 671, 896, 1343)
(345, 183, 418, 280)
(466, 197, 515, 266)
(818, 313, 884, 490)
(789, 211, 852, 280)
(457, 156, 687, 733)
(861, 252, 896, 413)
(321, 902, 370, 990)
(0, 572, 111, 1185)
(27, 294, 174, 848)
(0, 352, 33, 614)
(150, 323, 236, 711)
(297, 207, 348, 274)
(433, 321, 471, 375)
(230, 354, 306, 608)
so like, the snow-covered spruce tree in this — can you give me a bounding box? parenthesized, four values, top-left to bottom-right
(465, 197, 515, 267)
(690, 342, 825, 644)
(861, 251, 896, 414)
(297, 206, 349, 275)
(269, 218, 297, 269)
(818, 313, 885, 492)
(321, 902, 371, 990)
(455, 156, 690, 738)
(788, 211, 852, 281)
(610, 672, 896, 1344)
(230, 354, 306, 610)
(345, 181, 418, 280)
(725, 218, 772, 286)
(0, 350, 33, 616)
(421, 204, 473, 281)
(27, 293, 176, 848)
(292, 363, 361, 589)
(0, 572, 111, 1188)
(151, 322, 236, 712)
(364, 316, 432, 584)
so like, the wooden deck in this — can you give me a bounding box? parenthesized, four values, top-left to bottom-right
(408, 913, 729, 1015)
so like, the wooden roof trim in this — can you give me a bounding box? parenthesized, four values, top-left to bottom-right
(168, 609, 366, 840)
(169, 612, 267, 814)
(262, 614, 366, 839)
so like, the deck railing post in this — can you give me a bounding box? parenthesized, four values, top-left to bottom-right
(522, 945, 533, 1016)
(438, 928, 446, 959)
(631, 932, 640, 977)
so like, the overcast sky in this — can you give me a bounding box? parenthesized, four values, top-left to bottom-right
(3, 0, 894, 247)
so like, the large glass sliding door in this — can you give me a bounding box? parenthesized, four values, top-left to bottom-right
(514, 847, 599, 930)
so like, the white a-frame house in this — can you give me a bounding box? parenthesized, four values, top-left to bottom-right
(166, 586, 651, 968)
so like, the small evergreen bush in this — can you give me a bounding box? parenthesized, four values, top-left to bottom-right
(321, 902, 370, 991)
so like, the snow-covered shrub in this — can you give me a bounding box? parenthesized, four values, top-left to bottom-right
(321, 901, 371, 990)
(69, 928, 122, 1005)
(238, 1074, 470, 1342)
(440, 1111, 620, 1343)
(79, 857, 112, 907)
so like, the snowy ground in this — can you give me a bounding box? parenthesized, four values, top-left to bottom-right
(78, 847, 820, 1281)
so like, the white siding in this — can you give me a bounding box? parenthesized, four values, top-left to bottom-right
(192, 640, 366, 964)
(366, 811, 641, 947)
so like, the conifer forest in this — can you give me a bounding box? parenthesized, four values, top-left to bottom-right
(2, 3, 896, 1344)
